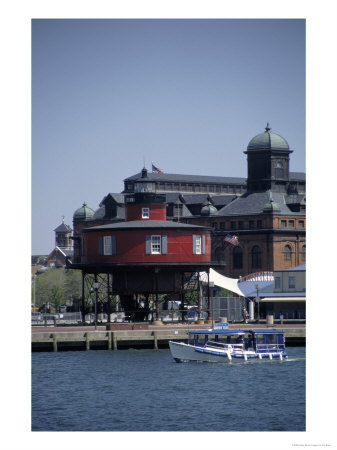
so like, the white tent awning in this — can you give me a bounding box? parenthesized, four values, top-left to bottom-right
(200, 269, 245, 297)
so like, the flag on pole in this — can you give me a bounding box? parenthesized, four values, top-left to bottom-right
(152, 163, 164, 173)
(224, 234, 239, 246)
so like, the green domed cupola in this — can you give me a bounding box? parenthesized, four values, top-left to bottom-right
(244, 123, 293, 193)
(73, 202, 95, 221)
(200, 201, 218, 216)
(247, 123, 290, 151)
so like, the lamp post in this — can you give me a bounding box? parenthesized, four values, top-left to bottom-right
(92, 282, 99, 330)
(255, 284, 260, 323)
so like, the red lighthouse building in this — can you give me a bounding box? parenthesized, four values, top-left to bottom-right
(69, 168, 220, 322)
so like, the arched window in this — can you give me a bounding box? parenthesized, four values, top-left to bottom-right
(284, 245, 292, 261)
(215, 246, 225, 263)
(251, 245, 262, 269)
(275, 161, 284, 178)
(301, 245, 306, 261)
(233, 247, 243, 269)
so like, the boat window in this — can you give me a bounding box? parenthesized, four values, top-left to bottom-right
(266, 334, 277, 344)
(256, 335, 265, 344)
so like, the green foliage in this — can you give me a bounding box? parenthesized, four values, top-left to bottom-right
(218, 288, 232, 297)
(49, 285, 65, 308)
(184, 290, 198, 305)
(33, 268, 82, 307)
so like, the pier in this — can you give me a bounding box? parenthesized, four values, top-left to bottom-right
(32, 323, 305, 352)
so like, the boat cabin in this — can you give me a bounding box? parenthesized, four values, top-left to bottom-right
(188, 328, 246, 351)
(248, 329, 285, 354)
(188, 327, 285, 354)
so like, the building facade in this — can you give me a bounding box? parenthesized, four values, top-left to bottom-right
(72, 124, 305, 279)
(69, 169, 218, 320)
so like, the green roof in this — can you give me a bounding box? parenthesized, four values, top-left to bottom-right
(247, 123, 289, 151)
(73, 202, 95, 220)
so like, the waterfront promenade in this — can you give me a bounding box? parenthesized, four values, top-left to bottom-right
(32, 321, 305, 352)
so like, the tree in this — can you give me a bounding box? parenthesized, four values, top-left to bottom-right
(33, 267, 82, 309)
(49, 285, 65, 309)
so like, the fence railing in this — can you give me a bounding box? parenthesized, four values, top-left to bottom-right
(32, 312, 82, 325)
(211, 297, 244, 322)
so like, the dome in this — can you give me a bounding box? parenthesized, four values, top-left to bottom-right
(73, 202, 95, 221)
(247, 123, 289, 151)
(200, 201, 218, 216)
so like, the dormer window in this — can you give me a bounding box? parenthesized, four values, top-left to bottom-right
(142, 208, 150, 219)
(135, 168, 156, 193)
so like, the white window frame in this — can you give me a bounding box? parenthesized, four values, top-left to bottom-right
(151, 235, 161, 254)
(195, 235, 202, 254)
(142, 207, 150, 219)
(103, 236, 113, 255)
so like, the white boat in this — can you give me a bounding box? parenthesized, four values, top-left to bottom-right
(169, 322, 287, 363)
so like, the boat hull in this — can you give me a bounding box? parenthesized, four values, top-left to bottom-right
(169, 341, 286, 363)
(169, 341, 233, 363)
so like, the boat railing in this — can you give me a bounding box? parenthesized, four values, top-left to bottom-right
(206, 340, 243, 351)
(255, 343, 285, 353)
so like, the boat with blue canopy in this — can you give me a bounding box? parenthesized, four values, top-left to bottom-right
(169, 322, 287, 363)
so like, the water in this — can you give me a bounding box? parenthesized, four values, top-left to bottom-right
(32, 347, 305, 432)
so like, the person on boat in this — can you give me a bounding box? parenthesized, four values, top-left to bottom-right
(236, 335, 244, 346)
(245, 336, 252, 350)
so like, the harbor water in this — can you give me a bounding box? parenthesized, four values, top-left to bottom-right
(32, 347, 305, 432)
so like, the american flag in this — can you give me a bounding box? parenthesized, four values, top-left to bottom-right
(224, 234, 239, 246)
(152, 163, 164, 174)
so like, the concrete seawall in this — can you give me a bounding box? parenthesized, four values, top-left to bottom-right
(32, 324, 305, 352)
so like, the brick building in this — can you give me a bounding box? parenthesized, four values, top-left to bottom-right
(72, 124, 305, 278)
(181, 124, 305, 277)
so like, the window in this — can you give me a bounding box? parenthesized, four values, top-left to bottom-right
(257, 220, 262, 229)
(284, 245, 291, 261)
(289, 220, 295, 228)
(104, 236, 113, 254)
(238, 221, 244, 229)
(299, 220, 304, 228)
(142, 208, 150, 219)
(251, 245, 262, 269)
(195, 236, 201, 254)
(275, 162, 284, 178)
(98, 236, 116, 255)
(288, 276, 296, 289)
(193, 235, 205, 254)
(281, 220, 287, 228)
(249, 220, 255, 230)
(145, 235, 167, 255)
(151, 235, 161, 254)
(301, 245, 306, 261)
(230, 221, 236, 230)
(274, 277, 281, 289)
(233, 247, 243, 269)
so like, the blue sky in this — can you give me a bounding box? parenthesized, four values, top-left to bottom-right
(32, 18, 306, 254)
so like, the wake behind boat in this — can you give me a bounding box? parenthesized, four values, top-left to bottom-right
(169, 322, 287, 363)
